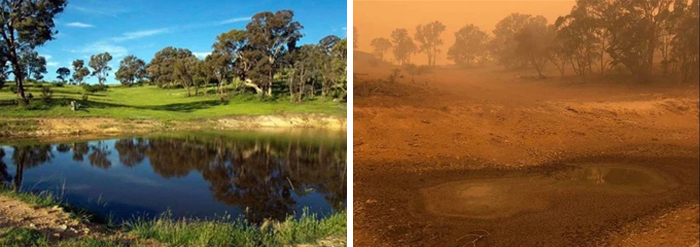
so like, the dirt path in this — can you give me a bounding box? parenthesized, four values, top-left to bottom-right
(353, 64, 699, 246)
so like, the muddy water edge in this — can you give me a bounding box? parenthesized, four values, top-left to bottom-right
(355, 149, 699, 247)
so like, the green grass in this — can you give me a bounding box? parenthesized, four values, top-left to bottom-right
(0, 188, 62, 208)
(128, 209, 346, 247)
(0, 83, 345, 120)
(0, 228, 132, 247)
(0, 188, 346, 247)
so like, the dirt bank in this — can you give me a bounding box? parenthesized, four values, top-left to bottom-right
(0, 114, 346, 139)
(353, 64, 699, 246)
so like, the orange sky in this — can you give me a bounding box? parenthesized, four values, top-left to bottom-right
(354, 0, 576, 65)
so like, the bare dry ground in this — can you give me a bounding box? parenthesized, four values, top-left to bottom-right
(353, 59, 699, 246)
(0, 114, 346, 140)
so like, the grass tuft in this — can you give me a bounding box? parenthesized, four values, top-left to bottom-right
(127, 209, 346, 247)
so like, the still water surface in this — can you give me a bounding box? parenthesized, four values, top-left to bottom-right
(0, 131, 346, 223)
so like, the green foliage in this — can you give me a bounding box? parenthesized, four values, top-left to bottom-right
(0, 228, 130, 247)
(0, 0, 67, 103)
(146, 47, 196, 89)
(0, 228, 49, 247)
(82, 84, 109, 93)
(0, 84, 344, 119)
(71, 60, 90, 85)
(89, 52, 113, 85)
(56, 67, 71, 82)
(0, 189, 60, 208)
(115, 55, 146, 86)
(128, 210, 346, 247)
(40, 87, 53, 102)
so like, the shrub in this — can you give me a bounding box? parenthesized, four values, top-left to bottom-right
(55, 82, 65, 87)
(41, 87, 53, 102)
(9, 85, 17, 93)
(82, 84, 109, 93)
(82, 93, 89, 102)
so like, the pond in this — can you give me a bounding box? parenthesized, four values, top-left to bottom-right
(0, 130, 346, 224)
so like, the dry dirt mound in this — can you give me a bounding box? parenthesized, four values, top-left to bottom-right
(0, 195, 107, 241)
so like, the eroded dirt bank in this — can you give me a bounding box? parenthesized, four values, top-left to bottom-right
(0, 114, 346, 140)
(353, 65, 699, 247)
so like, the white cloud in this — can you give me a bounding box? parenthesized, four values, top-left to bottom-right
(69, 42, 128, 58)
(47, 62, 59, 67)
(193, 52, 211, 59)
(218, 16, 250, 25)
(66, 22, 94, 28)
(112, 28, 172, 42)
(42, 54, 53, 60)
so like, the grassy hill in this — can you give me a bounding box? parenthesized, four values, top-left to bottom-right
(0, 83, 345, 120)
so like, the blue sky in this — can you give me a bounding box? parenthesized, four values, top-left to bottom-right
(35, 0, 347, 84)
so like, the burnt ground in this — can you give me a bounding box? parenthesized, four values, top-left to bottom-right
(353, 61, 700, 247)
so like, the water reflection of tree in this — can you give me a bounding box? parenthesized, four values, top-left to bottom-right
(7, 145, 53, 189)
(0, 148, 11, 187)
(2, 135, 347, 223)
(113, 139, 148, 167)
(70, 142, 90, 162)
(88, 141, 112, 169)
(132, 135, 347, 223)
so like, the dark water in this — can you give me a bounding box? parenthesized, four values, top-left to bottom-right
(0, 131, 346, 223)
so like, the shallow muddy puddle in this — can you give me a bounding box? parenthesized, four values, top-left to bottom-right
(1, 131, 347, 223)
(404, 159, 700, 246)
(421, 163, 679, 219)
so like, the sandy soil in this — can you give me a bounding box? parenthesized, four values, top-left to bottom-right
(1, 195, 344, 246)
(353, 61, 699, 246)
(0, 114, 346, 139)
(0, 195, 164, 246)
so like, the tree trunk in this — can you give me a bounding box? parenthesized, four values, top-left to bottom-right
(244, 79, 263, 94)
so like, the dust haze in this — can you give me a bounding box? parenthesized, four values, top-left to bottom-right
(353, 1, 700, 247)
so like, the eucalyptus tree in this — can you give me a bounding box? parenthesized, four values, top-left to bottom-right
(212, 29, 246, 95)
(605, 0, 674, 82)
(669, 0, 699, 82)
(115, 55, 146, 86)
(172, 55, 199, 97)
(20, 50, 47, 81)
(244, 10, 303, 96)
(89, 52, 113, 85)
(370, 37, 392, 61)
(414, 21, 446, 66)
(1, 0, 67, 103)
(447, 24, 490, 67)
(56, 67, 70, 83)
(71, 59, 90, 85)
(391, 28, 417, 65)
(491, 13, 546, 69)
(318, 35, 343, 97)
(147, 47, 194, 89)
(514, 21, 556, 78)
